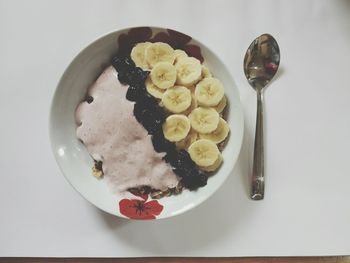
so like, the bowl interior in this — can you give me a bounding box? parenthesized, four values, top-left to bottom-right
(50, 27, 244, 219)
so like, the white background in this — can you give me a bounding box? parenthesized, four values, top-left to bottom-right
(1, 0, 350, 257)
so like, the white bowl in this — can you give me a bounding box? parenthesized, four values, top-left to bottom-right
(50, 27, 244, 220)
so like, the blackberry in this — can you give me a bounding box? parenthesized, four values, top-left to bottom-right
(126, 84, 146, 102)
(173, 150, 196, 170)
(111, 55, 135, 72)
(163, 149, 178, 164)
(133, 101, 162, 134)
(117, 71, 129, 84)
(137, 93, 158, 108)
(141, 109, 164, 135)
(86, 96, 94, 104)
(130, 67, 149, 84)
(181, 171, 208, 190)
(120, 67, 150, 87)
(120, 69, 138, 85)
(173, 163, 197, 178)
(133, 102, 148, 123)
(152, 131, 175, 153)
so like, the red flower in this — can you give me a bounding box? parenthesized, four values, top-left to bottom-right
(119, 193, 164, 220)
(118, 27, 153, 55)
(151, 29, 204, 63)
(117, 27, 204, 63)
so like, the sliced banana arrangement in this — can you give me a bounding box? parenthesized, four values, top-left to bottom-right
(175, 57, 202, 87)
(163, 114, 191, 142)
(150, 62, 176, 90)
(188, 139, 220, 167)
(189, 107, 219, 134)
(199, 117, 229, 144)
(131, 42, 152, 69)
(174, 49, 188, 64)
(130, 41, 230, 173)
(195, 77, 224, 107)
(176, 129, 198, 150)
(162, 86, 191, 113)
(213, 96, 227, 114)
(145, 42, 175, 68)
(200, 154, 223, 172)
(145, 77, 165, 99)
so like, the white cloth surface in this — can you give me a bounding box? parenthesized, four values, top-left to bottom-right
(1, 0, 350, 257)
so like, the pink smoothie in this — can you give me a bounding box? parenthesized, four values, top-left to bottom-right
(75, 66, 179, 194)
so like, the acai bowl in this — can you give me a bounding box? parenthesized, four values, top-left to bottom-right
(50, 27, 244, 220)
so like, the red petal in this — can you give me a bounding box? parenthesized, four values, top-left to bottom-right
(117, 33, 132, 55)
(144, 200, 164, 216)
(183, 45, 204, 63)
(150, 32, 173, 46)
(128, 27, 152, 43)
(119, 199, 156, 220)
(119, 199, 139, 218)
(167, 29, 192, 48)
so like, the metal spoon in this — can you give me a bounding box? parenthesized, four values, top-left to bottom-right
(243, 34, 280, 200)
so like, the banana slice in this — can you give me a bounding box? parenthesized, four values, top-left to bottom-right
(174, 49, 188, 64)
(199, 154, 223, 172)
(150, 62, 176, 90)
(189, 107, 219, 134)
(199, 117, 229, 144)
(130, 42, 151, 69)
(162, 114, 191, 142)
(195, 77, 224, 107)
(176, 129, 198, 150)
(213, 95, 227, 113)
(188, 139, 220, 167)
(181, 91, 198, 115)
(145, 42, 175, 68)
(161, 86, 191, 113)
(175, 57, 202, 87)
(145, 77, 165, 99)
(201, 65, 212, 78)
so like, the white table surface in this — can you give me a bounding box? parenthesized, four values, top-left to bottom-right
(1, 0, 350, 257)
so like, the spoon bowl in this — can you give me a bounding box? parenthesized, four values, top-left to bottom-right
(244, 34, 280, 90)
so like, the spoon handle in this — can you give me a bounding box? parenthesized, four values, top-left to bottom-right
(251, 89, 264, 200)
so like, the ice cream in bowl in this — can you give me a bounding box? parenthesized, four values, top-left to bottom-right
(50, 27, 244, 219)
